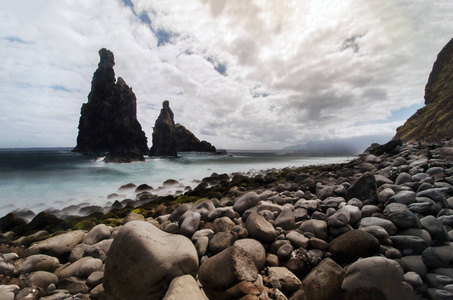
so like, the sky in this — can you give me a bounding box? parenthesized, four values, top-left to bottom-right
(1, 0, 452, 150)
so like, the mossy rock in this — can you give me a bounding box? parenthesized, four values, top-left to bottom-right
(101, 212, 119, 220)
(72, 219, 97, 231)
(175, 195, 199, 204)
(102, 218, 122, 226)
(87, 211, 104, 220)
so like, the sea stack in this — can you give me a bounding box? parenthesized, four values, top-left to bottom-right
(394, 38, 453, 142)
(73, 48, 148, 162)
(149, 100, 177, 157)
(175, 124, 216, 152)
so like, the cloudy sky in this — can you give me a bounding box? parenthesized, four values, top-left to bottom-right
(1, 0, 452, 150)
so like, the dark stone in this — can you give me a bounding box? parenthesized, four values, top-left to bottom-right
(328, 230, 380, 264)
(150, 100, 177, 157)
(0, 213, 27, 232)
(175, 124, 216, 152)
(73, 48, 148, 161)
(368, 139, 403, 156)
(27, 212, 65, 232)
(345, 172, 378, 204)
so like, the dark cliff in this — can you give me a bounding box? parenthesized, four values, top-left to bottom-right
(73, 48, 148, 162)
(149, 100, 177, 157)
(175, 124, 216, 152)
(394, 38, 453, 142)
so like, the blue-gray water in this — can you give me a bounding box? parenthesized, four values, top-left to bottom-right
(0, 148, 354, 219)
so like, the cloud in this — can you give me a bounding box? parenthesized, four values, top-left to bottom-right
(0, 0, 452, 149)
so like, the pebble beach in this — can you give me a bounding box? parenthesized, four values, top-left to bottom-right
(1, 140, 453, 299)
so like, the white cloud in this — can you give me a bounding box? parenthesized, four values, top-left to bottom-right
(0, 0, 452, 149)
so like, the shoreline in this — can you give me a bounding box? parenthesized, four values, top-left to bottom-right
(1, 140, 452, 299)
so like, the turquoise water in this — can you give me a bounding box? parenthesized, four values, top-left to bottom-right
(0, 148, 353, 218)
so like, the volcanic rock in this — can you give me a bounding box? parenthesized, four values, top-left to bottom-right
(73, 48, 148, 161)
(149, 100, 177, 157)
(175, 124, 216, 152)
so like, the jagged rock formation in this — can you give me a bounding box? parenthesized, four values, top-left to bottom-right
(394, 38, 453, 142)
(73, 48, 148, 162)
(175, 124, 216, 152)
(149, 101, 177, 157)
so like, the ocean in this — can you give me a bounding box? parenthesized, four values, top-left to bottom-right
(0, 148, 354, 220)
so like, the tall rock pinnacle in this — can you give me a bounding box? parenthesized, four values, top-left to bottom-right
(149, 100, 177, 157)
(73, 48, 148, 162)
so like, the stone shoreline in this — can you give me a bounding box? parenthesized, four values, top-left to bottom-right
(1, 140, 453, 299)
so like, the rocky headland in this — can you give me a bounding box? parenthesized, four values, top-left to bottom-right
(1, 140, 453, 299)
(394, 38, 453, 143)
(175, 124, 216, 153)
(73, 48, 148, 163)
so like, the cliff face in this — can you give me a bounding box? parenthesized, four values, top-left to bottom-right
(73, 48, 148, 162)
(175, 124, 216, 152)
(394, 38, 453, 142)
(149, 101, 177, 157)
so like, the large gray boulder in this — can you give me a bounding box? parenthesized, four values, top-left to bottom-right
(27, 230, 85, 258)
(103, 221, 198, 300)
(341, 257, 415, 299)
(198, 246, 258, 292)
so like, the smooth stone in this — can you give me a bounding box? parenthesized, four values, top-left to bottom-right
(15, 287, 40, 300)
(268, 267, 302, 295)
(358, 217, 398, 235)
(389, 191, 417, 205)
(433, 268, 453, 279)
(233, 192, 260, 214)
(27, 230, 86, 258)
(383, 203, 408, 215)
(245, 212, 277, 243)
(257, 201, 283, 214)
(358, 225, 389, 243)
(403, 271, 424, 289)
(326, 209, 350, 228)
(286, 231, 309, 249)
(426, 273, 453, 288)
(341, 205, 362, 224)
(328, 230, 380, 264)
(68, 243, 90, 263)
(341, 256, 415, 299)
(420, 215, 449, 244)
(274, 207, 296, 230)
(180, 212, 201, 237)
(168, 203, 191, 222)
(309, 237, 329, 250)
(191, 229, 214, 242)
(233, 238, 266, 270)
(0, 285, 19, 295)
(208, 231, 235, 254)
(195, 236, 209, 258)
(401, 255, 428, 278)
(75, 258, 103, 278)
(103, 221, 198, 300)
(426, 288, 453, 299)
(345, 172, 378, 203)
(55, 256, 92, 280)
(19, 254, 60, 274)
(163, 275, 207, 300)
(90, 283, 105, 299)
(388, 210, 422, 229)
(212, 216, 236, 233)
(57, 276, 89, 294)
(28, 271, 59, 289)
(299, 219, 328, 240)
(266, 254, 279, 267)
(87, 270, 104, 286)
(378, 188, 396, 203)
(84, 224, 111, 245)
(198, 246, 258, 291)
(417, 189, 448, 206)
(395, 172, 412, 185)
(390, 235, 429, 255)
(399, 228, 432, 245)
(207, 207, 236, 221)
(276, 244, 293, 261)
(422, 245, 453, 269)
(0, 292, 14, 300)
(360, 205, 381, 218)
(302, 258, 344, 300)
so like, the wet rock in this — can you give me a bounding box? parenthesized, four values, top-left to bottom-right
(388, 210, 422, 229)
(401, 255, 428, 278)
(389, 191, 417, 205)
(103, 221, 198, 299)
(390, 235, 429, 255)
(420, 215, 449, 244)
(422, 245, 453, 269)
